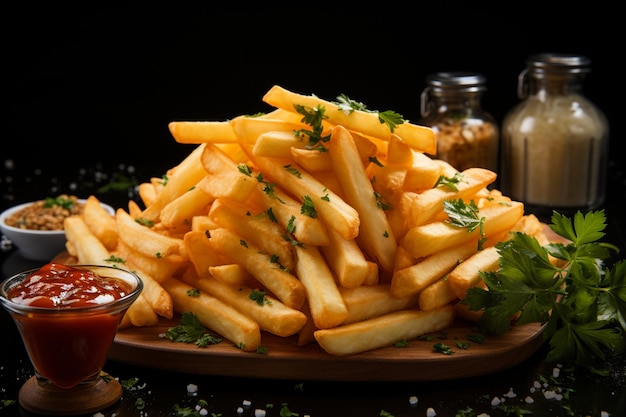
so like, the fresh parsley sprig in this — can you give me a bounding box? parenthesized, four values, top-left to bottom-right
(334, 94, 405, 132)
(463, 210, 626, 368)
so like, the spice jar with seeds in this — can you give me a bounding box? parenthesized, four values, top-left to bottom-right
(419, 72, 499, 176)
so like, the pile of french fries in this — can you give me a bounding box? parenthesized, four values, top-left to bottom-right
(63, 85, 549, 356)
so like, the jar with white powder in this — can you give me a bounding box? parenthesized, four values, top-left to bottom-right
(500, 53, 609, 220)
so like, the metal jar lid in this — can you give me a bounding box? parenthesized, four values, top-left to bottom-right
(526, 53, 591, 75)
(421, 72, 487, 117)
(517, 53, 591, 98)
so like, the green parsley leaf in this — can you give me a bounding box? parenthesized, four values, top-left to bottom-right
(463, 210, 626, 367)
(164, 312, 222, 347)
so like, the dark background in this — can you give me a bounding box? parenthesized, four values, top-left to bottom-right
(3, 4, 623, 205)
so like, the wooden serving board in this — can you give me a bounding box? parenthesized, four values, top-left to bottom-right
(108, 318, 545, 381)
(51, 252, 547, 381)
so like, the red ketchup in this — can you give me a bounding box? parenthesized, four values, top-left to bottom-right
(6, 263, 134, 389)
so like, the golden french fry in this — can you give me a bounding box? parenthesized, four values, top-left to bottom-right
(400, 201, 524, 259)
(208, 264, 253, 287)
(403, 151, 442, 192)
(120, 294, 159, 328)
(168, 121, 237, 144)
(319, 228, 370, 288)
(314, 306, 455, 356)
(247, 177, 330, 246)
(230, 116, 308, 144)
(207, 227, 306, 309)
(183, 230, 228, 279)
(141, 144, 208, 222)
(253, 130, 309, 158)
(190, 215, 219, 232)
(116, 208, 184, 258)
(118, 263, 173, 319)
(294, 244, 348, 329)
(159, 176, 215, 228)
(208, 198, 295, 270)
(290, 147, 333, 172)
(339, 284, 418, 325)
(406, 167, 498, 228)
(162, 277, 261, 352)
(391, 241, 479, 299)
(418, 279, 458, 311)
(63, 216, 111, 265)
(199, 170, 257, 202)
(244, 148, 360, 240)
(262, 85, 437, 154)
(82, 195, 118, 251)
(447, 246, 498, 300)
(328, 125, 397, 274)
(179, 268, 307, 337)
(116, 239, 186, 283)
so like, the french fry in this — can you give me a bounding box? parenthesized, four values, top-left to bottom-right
(319, 228, 370, 288)
(159, 176, 215, 228)
(183, 230, 228, 279)
(207, 227, 306, 309)
(391, 241, 479, 299)
(116, 239, 186, 283)
(262, 85, 437, 154)
(406, 167, 498, 228)
(119, 264, 173, 319)
(339, 284, 418, 325)
(179, 268, 307, 337)
(447, 246, 498, 300)
(168, 121, 237, 144)
(161, 277, 261, 352)
(252, 130, 309, 158)
(63, 216, 111, 265)
(116, 208, 184, 259)
(140, 144, 208, 222)
(327, 125, 397, 274)
(244, 148, 360, 240)
(294, 244, 348, 329)
(120, 294, 159, 328)
(208, 264, 254, 287)
(81, 195, 118, 250)
(418, 279, 458, 311)
(314, 306, 455, 356)
(230, 116, 309, 144)
(247, 180, 330, 247)
(400, 201, 524, 259)
(208, 198, 295, 271)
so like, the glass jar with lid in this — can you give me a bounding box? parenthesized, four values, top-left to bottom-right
(419, 72, 499, 173)
(500, 53, 609, 221)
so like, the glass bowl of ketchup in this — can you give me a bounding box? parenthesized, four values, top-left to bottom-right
(0, 263, 143, 416)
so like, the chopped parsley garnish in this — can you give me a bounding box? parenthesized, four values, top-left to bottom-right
(300, 195, 317, 218)
(293, 103, 330, 148)
(333, 94, 405, 133)
(463, 210, 626, 368)
(164, 312, 222, 347)
(44, 196, 75, 210)
(434, 172, 465, 191)
(249, 289, 271, 306)
(135, 218, 154, 228)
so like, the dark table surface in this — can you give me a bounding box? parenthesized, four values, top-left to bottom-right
(1, 159, 625, 417)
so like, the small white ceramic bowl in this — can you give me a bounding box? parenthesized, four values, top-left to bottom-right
(0, 199, 115, 261)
